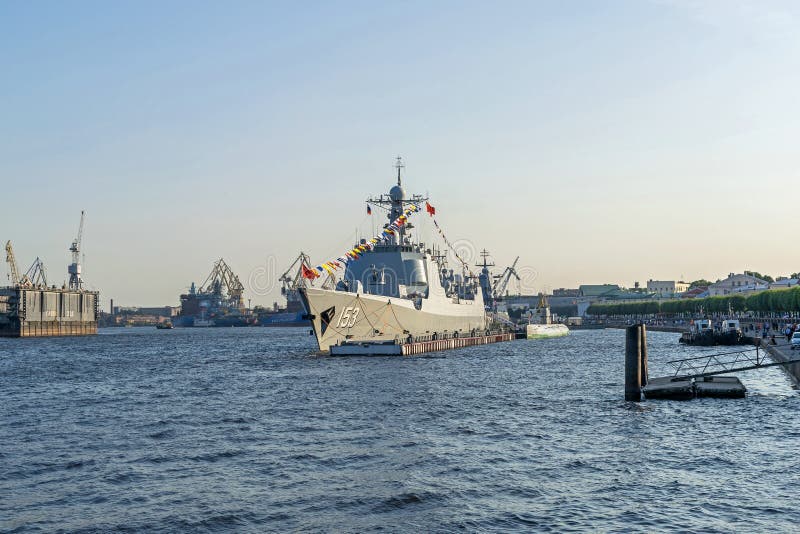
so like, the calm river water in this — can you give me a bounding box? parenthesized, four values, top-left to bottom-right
(2, 328, 799, 532)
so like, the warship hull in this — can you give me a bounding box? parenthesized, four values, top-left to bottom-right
(260, 311, 309, 327)
(300, 287, 488, 353)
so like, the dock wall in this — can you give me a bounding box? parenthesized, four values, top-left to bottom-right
(10, 321, 98, 338)
(400, 333, 515, 356)
(0, 288, 99, 338)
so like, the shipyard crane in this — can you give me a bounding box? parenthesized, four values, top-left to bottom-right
(24, 257, 48, 288)
(68, 211, 85, 290)
(5, 241, 21, 287)
(493, 256, 521, 299)
(198, 258, 246, 309)
(279, 252, 312, 294)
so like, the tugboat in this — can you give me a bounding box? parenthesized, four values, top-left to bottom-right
(714, 319, 745, 345)
(679, 319, 715, 346)
(680, 318, 746, 346)
(156, 321, 174, 330)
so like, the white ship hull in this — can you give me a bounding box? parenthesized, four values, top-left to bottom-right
(526, 323, 569, 339)
(300, 287, 488, 353)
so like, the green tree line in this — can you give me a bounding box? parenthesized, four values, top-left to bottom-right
(587, 286, 800, 316)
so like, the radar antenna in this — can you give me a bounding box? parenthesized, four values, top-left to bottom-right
(365, 156, 428, 246)
(476, 249, 495, 269)
(394, 155, 404, 186)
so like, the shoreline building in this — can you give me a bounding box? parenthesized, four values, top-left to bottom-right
(770, 278, 799, 290)
(708, 273, 769, 297)
(646, 280, 690, 298)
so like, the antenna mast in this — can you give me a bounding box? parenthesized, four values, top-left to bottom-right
(395, 155, 404, 186)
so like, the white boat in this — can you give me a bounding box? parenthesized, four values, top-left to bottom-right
(526, 294, 569, 339)
(526, 324, 569, 339)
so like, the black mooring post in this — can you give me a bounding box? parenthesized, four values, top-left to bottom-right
(625, 324, 642, 401)
(640, 323, 648, 387)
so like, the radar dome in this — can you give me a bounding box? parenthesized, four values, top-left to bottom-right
(389, 185, 406, 201)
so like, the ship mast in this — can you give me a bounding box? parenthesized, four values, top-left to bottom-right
(365, 156, 428, 247)
(390, 156, 405, 244)
(396, 155, 404, 186)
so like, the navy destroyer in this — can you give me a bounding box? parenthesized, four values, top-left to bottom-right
(299, 159, 508, 354)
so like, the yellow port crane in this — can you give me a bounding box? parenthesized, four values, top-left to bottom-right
(5, 240, 21, 287)
(3, 241, 47, 288)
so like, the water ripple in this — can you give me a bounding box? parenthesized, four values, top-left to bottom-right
(1, 328, 799, 531)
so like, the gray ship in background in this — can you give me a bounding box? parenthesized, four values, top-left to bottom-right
(174, 258, 256, 327)
(300, 158, 505, 353)
(1, 212, 99, 337)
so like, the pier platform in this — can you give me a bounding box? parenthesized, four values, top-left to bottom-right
(643, 375, 746, 400)
(329, 332, 516, 356)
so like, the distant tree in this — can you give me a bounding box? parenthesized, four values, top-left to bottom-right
(791, 272, 800, 279)
(689, 279, 711, 288)
(744, 271, 774, 283)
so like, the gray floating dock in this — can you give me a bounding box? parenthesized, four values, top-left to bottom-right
(695, 376, 747, 398)
(642, 377, 695, 401)
(643, 375, 746, 400)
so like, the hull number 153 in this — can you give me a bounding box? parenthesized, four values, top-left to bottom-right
(336, 306, 360, 328)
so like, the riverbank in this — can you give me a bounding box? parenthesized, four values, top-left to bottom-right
(570, 323, 685, 333)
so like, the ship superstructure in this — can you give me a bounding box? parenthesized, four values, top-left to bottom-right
(299, 158, 493, 353)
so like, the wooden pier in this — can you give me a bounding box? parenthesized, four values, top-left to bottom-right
(329, 332, 516, 356)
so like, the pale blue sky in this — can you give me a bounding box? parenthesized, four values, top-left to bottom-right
(2, 1, 799, 307)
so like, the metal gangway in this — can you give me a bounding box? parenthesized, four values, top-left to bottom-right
(667, 345, 800, 380)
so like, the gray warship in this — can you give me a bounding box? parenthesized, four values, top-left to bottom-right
(299, 159, 491, 353)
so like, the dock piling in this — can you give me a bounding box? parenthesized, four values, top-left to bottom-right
(625, 324, 643, 401)
(640, 323, 649, 387)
